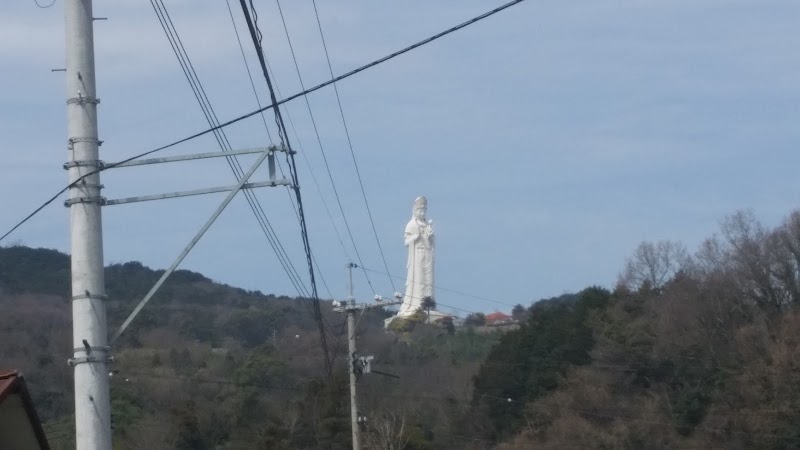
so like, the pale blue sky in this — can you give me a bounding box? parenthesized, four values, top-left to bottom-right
(2, 0, 799, 315)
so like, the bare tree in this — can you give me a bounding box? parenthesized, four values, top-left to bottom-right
(721, 210, 790, 312)
(363, 410, 412, 450)
(772, 210, 800, 305)
(619, 240, 688, 292)
(281, 403, 302, 441)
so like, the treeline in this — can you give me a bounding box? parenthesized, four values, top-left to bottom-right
(5, 208, 800, 448)
(466, 209, 800, 449)
(0, 245, 500, 449)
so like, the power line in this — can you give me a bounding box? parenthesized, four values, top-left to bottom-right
(263, 50, 354, 268)
(148, 0, 310, 297)
(222, 0, 274, 144)
(1, 0, 528, 244)
(235, 8, 382, 396)
(363, 266, 518, 308)
(310, 0, 397, 294)
(283, 108, 354, 265)
(163, 0, 311, 297)
(274, 0, 376, 295)
(267, 57, 356, 289)
(0, 192, 62, 243)
(136, 0, 339, 364)
(222, 0, 337, 301)
(375, 290, 484, 317)
(238, 0, 332, 380)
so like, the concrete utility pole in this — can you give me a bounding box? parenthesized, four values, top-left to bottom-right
(334, 263, 402, 450)
(64, 0, 112, 448)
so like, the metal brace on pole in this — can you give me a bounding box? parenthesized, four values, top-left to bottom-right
(104, 179, 290, 206)
(110, 148, 271, 344)
(105, 146, 282, 168)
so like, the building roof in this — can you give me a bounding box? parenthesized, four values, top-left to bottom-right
(486, 312, 512, 322)
(0, 373, 17, 400)
(0, 371, 51, 450)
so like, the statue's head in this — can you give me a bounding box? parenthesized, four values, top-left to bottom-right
(413, 196, 427, 220)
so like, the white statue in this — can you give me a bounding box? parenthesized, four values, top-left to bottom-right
(397, 196, 434, 317)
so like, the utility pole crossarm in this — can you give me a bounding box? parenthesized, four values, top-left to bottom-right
(332, 295, 403, 313)
(102, 145, 290, 207)
(105, 145, 287, 168)
(104, 178, 291, 206)
(110, 149, 271, 344)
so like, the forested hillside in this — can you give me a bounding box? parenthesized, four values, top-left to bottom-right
(465, 210, 800, 449)
(3, 208, 800, 449)
(0, 245, 500, 449)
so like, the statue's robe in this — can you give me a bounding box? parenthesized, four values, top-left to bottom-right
(398, 218, 434, 317)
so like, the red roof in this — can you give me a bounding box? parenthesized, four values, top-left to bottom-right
(486, 312, 512, 322)
(0, 371, 51, 450)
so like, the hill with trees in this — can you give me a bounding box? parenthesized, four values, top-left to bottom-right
(3, 208, 800, 448)
(463, 209, 800, 449)
(0, 244, 501, 449)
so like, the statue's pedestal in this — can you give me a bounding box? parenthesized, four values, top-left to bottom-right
(424, 309, 451, 324)
(384, 309, 452, 328)
(384, 315, 399, 328)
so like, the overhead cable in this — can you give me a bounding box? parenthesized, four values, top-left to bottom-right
(149, 0, 310, 297)
(0, 0, 528, 244)
(363, 266, 518, 308)
(274, 0, 376, 293)
(238, 0, 332, 380)
(310, 0, 397, 293)
(223, 0, 337, 300)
